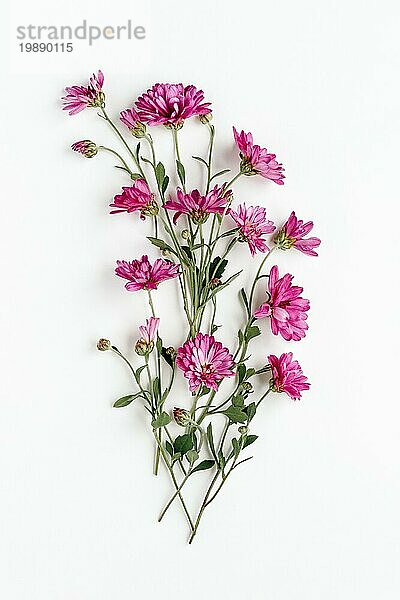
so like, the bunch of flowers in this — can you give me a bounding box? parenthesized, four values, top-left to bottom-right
(63, 71, 320, 543)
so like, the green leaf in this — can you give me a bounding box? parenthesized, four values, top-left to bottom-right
(232, 395, 245, 408)
(232, 437, 241, 458)
(210, 256, 228, 280)
(153, 377, 161, 403)
(245, 402, 257, 422)
(237, 363, 246, 384)
(243, 434, 258, 449)
(161, 346, 175, 369)
(245, 368, 256, 379)
(222, 406, 248, 424)
(211, 324, 219, 334)
(238, 329, 244, 345)
(147, 237, 175, 255)
(209, 168, 231, 183)
(113, 394, 139, 408)
(155, 162, 165, 189)
(245, 325, 261, 342)
(218, 450, 226, 471)
(174, 434, 194, 455)
(165, 440, 174, 456)
(151, 411, 171, 429)
(207, 423, 217, 460)
(191, 459, 215, 474)
(156, 337, 163, 354)
(162, 175, 169, 195)
(176, 160, 186, 186)
(192, 155, 208, 167)
(186, 449, 199, 465)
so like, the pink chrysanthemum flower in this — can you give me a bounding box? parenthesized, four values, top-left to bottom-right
(71, 140, 98, 158)
(164, 185, 230, 224)
(233, 127, 285, 184)
(62, 70, 105, 115)
(115, 255, 180, 291)
(229, 204, 275, 255)
(275, 211, 321, 256)
(119, 108, 146, 138)
(254, 265, 310, 341)
(268, 352, 310, 400)
(110, 179, 158, 219)
(176, 333, 235, 392)
(135, 316, 160, 355)
(135, 83, 211, 127)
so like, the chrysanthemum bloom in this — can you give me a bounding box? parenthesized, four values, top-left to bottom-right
(135, 317, 160, 355)
(115, 255, 180, 291)
(135, 83, 211, 128)
(110, 179, 158, 219)
(62, 70, 105, 115)
(233, 127, 285, 184)
(173, 407, 191, 427)
(268, 352, 310, 400)
(176, 333, 235, 392)
(229, 204, 275, 255)
(254, 265, 310, 341)
(71, 140, 98, 158)
(164, 185, 230, 224)
(120, 108, 147, 138)
(274, 211, 321, 256)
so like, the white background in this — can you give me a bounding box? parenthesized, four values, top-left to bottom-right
(1, 0, 400, 598)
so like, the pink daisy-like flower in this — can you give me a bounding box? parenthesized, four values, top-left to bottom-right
(62, 70, 105, 115)
(115, 255, 180, 291)
(233, 127, 285, 184)
(229, 204, 275, 256)
(135, 316, 160, 355)
(71, 140, 98, 158)
(164, 185, 230, 224)
(275, 211, 321, 256)
(110, 179, 158, 219)
(176, 333, 235, 392)
(254, 265, 310, 341)
(268, 352, 310, 400)
(135, 83, 211, 127)
(119, 108, 146, 138)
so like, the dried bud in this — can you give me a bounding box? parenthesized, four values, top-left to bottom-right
(238, 426, 248, 435)
(199, 113, 213, 124)
(97, 338, 111, 351)
(135, 339, 154, 356)
(209, 277, 222, 290)
(173, 407, 191, 427)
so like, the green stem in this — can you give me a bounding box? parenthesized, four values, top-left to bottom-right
(98, 146, 134, 175)
(100, 107, 146, 179)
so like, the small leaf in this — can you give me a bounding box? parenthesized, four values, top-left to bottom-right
(186, 449, 199, 465)
(162, 175, 169, 195)
(192, 155, 208, 167)
(151, 411, 171, 429)
(223, 406, 248, 424)
(113, 394, 138, 408)
(243, 434, 258, 449)
(210, 256, 228, 280)
(155, 162, 165, 189)
(245, 325, 261, 342)
(237, 363, 246, 384)
(218, 450, 226, 471)
(245, 368, 256, 379)
(191, 459, 215, 474)
(207, 423, 217, 460)
(174, 434, 194, 455)
(171, 453, 182, 464)
(147, 237, 175, 254)
(209, 168, 231, 183)
(211, 324, 219, 334)
(232, 395, 245, 408)
(153, 377, 161, 403)
(165, 440, 174, 456)
(245, 402, 257, 422)
(176, 160, 186, 186)
(232, 437, 241, 458)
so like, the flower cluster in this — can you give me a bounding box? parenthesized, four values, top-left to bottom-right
(64, 72, 320, 543)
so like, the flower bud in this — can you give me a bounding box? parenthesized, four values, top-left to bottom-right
(166, 346, 177, 361)
(71, 140, 98, 158)
(199, 113, 213, 124)
(242, 382, 253, 393)
(173, 407, 191, 426)
(238, 426, 248, 435)
(209, 277, 222, 289)
(181, 229, 190, 239)
(135, 338, 154, 356)
(97, 338, 111, 351)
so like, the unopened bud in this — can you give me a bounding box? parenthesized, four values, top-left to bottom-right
(181, 229, 190, 240)
(238, 426, 248, 435)
(173, 407, 191, 426)
(97, 338, 111, 351)
(242, 382, 253, 393)
(166, 346, 177, 361)
(135, 339, 154, 356)
(209, 277, 221, 290)
(71, 140, 98, 158)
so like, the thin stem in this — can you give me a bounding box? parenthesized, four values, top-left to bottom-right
(100, 107, 146, 179)
(98, 146, 134, 175)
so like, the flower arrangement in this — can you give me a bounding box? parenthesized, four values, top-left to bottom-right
(63, 71, 320, 543)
